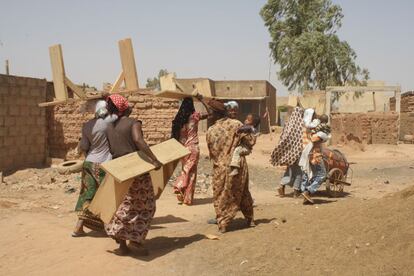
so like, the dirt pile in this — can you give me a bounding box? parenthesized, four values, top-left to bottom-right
(246, 185, 414, 275)
(1, 168, 79, 194)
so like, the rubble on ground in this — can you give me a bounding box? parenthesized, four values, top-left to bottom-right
(1, 168, 80, 193)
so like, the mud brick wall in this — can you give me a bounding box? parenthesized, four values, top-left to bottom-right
(47, 101, 93, 160)
(400, 113, 414, 139)
(47, 90, 179, 160)
(398, 92, 414, 139)
(0, 74, 47, 172)
(400, 92, 414, 113)
(331, 112, 399, 145)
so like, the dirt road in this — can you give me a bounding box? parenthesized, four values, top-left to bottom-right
(1, 135, 413, 275)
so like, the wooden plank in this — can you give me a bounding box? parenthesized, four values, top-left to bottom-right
(89, 140, 188, 224)
(89, 175, 134, 224)
(119, 38, 139, 90)
(89, 162, 178, 224)
(326, 86, 401, 92)
(150, 160, 179, 199)
(49, 44, 68, 101)
(64, 77, 85, 99)
(100, 139, 189, 183)
(110, 71, 125, 93)
(38, 99, 72, 107)
(174, 80, 185, 92)
(155, 89, 193, 99)
(38, 89, 140, 107)
(155, 89, 267, 101)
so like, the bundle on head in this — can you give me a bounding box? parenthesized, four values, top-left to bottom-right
(171, 97, 195, 140)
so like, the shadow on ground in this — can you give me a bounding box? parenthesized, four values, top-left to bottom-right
(125, 234, 206, 261)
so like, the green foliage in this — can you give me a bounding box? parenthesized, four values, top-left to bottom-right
(145, 69, 169, 90)
(260, 0, 369, 91)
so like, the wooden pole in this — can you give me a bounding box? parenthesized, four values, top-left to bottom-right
(49, 44, 68, 101)
(266, 106, 272, 140)
(5, 60, 9, 75)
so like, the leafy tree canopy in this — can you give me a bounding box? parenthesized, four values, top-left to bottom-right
(146, 69, 169, 91)
(260, 0, 369, 91)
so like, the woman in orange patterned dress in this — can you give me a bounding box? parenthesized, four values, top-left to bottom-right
(171, 95, 210, 205)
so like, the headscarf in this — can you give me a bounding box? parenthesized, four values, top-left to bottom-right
(224, 100, 239, 110)
(171, 97, 195, 140)
(107, 94, 129, 116)
(303, 108, 320, 128)
(95, 100, 108, 118)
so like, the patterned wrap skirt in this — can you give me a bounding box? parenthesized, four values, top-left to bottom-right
(173, 144, 200, 205)
(105, 173, 156, 243)
(75, 161, 106, 231)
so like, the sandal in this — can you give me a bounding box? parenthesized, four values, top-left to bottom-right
(176, 191, 184, 204)
(71, 231, 87, 237)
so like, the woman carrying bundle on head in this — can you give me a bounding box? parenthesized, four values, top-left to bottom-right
(171, 93, 211, 205)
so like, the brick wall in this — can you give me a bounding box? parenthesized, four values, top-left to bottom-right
(331, 112, 399, 145)
(47, 89, 179, 160)
(0, 74, 47, 172)
(396, 92, 414, 139)
(400, 92, 414, 113)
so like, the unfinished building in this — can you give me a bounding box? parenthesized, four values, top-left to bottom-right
(161, 77, 277, 133)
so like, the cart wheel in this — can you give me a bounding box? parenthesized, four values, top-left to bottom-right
(326, 168, 344, 197)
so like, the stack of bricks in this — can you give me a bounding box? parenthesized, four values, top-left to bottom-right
(370, 113, 399, 144)
(400, 91, 414, 113)
(331, 112, 399, 145)
(0, 74, 47, 172)
(128, 92, 179, 143)
(399, 91, 414, 139)
(46, 89, 179, 160)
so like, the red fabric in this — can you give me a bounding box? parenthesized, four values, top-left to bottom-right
(108, 94, 129, 113)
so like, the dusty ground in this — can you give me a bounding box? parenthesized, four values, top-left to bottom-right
(1, 134, 414, 276)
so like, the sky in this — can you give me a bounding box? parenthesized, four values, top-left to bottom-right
(1, 0, 414, 95)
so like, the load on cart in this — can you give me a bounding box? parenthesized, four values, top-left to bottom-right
(322, 148, 352, 197)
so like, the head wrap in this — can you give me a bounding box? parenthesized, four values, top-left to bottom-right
(303, 108, 319, 128)
(224, 100, 239, 110)
(95, 100, 108, 118)
(108, 94, 129, 113)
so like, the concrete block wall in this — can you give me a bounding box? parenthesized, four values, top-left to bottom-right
(331, 112, 399, 145)
(0, 74, 47, 172)
(47, 90, 179, 160)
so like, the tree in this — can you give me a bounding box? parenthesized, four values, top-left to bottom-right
(146, 69, 169, 90)
(260, 0, 369, 92)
